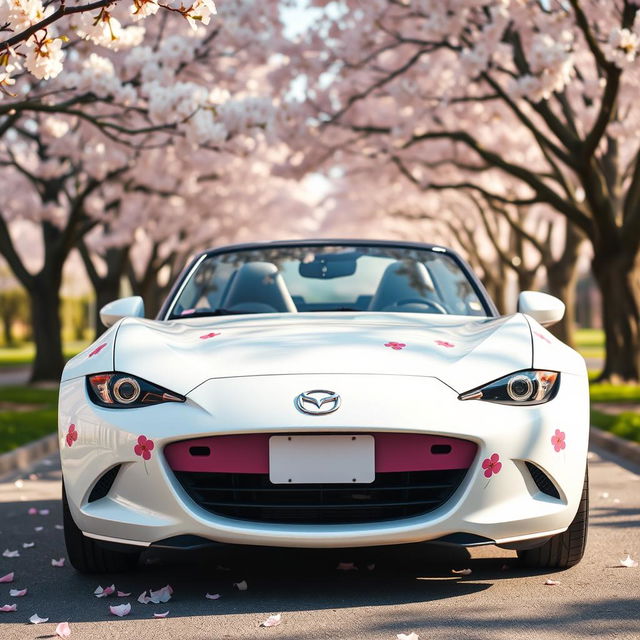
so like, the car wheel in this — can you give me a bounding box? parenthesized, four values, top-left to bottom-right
(518, 466, 589, 569)
(63, 482, 140, 574)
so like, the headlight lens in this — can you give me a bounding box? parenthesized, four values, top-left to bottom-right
(458, 370, 559, 405)
(87, 373, 185, 408)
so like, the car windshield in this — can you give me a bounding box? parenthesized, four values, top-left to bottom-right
(166, 244, 490, 318)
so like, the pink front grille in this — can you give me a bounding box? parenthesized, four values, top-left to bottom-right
(164, 433, 477, 474)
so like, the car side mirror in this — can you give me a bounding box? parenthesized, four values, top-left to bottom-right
(99, 296, 145, 328)
(517, 291, 565, 327)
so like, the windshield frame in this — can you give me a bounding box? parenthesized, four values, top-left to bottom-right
(158, 239, 498, 320)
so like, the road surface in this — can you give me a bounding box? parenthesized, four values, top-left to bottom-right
(0, 448, 638, 640)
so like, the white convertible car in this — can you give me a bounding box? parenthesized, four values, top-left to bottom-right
(58, 240, 589, 573)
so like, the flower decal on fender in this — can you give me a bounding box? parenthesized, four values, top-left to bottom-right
(384, 342, 406, 350)
(200, 332, 221, 340)
(482, 453, 502, 478)
(65, 424, 78, 447)
(551, 429, 566, 452)
(435, 340, 455, 348)
(88, 343, 107, 358)
(134, 435, 155, 461)
(534, 331, 551, 344)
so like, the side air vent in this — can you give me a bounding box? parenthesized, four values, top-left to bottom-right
(525, 462, 560, 499)
(88, 465, 121, 503)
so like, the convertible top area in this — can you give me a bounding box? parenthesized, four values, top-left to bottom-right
(161, 240, 497, 320)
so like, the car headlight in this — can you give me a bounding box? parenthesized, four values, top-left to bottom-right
(458, 370, 560, 405)
(87, 373, 185, 408)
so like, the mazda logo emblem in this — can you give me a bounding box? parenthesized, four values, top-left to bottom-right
(295, 390, 341, 415)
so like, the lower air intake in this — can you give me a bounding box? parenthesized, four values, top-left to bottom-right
(525, 462, 560, 499)
(88, 465, 121, 503)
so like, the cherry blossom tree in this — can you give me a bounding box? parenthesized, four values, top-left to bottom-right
(0, 0, 216, 90)
(80, 149, 320, 336)
(0, 0, 285, 380)
(290, 0, 640, 381)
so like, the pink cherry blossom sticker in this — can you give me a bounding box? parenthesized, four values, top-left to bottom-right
(551, 429, 566, 452)
(88, 343, 107, 358)
(134, 435, 155, 461)
(435, 340, 455, 348)
(384, 341, 406, 350)
(200, 332, 221, 340)
(482, 453, 502, 478)
(66, 424, 78, 448)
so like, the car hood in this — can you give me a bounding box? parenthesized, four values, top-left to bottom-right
(70, 312, 532, 395)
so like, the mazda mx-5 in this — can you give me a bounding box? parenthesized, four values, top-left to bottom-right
(58, 240, 589, 573)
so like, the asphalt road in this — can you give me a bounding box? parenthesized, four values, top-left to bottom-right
(0, 449, 638, 640)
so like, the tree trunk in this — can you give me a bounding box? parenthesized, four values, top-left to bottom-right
(545, 224, 584, 349)
(546, 263, 578, 348)
(591, 249, 640, 383)
(94, 278, 122, 337)
(1, 311, 15, 346)
(29, 275, 64, 382)
(79, 244, 129, 338)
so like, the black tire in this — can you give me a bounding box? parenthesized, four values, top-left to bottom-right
(63, 482, 141, 574)
(518, 466, 589, 569)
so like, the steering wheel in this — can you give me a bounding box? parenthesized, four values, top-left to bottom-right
(394, 298, 447, 314)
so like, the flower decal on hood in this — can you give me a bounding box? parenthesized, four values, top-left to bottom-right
(65, 424, 78, 447)
(200, 332, 221, 340)
(384, 342, 406, 350)
(435, 340, 455, 348)
(88, 343, 107, 358)
(134, 435, 155, 461)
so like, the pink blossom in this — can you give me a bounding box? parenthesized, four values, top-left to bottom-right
(482, 453, 502, 478)
(134, 435, 155, 461)
(551, 429, 566, 452)
(66, 424, 78, 448)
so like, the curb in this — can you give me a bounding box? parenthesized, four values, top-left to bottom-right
(0, 433, 59, 476)
(589, 426, 640, 468)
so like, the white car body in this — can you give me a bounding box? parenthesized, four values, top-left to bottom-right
(58, 241, 589, 562)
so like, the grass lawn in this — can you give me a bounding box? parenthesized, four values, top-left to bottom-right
(590, 409, 640, 444)
(575, 327, 605, 360)
(0, 341, 89, 368)
(0, 386, 59, 454)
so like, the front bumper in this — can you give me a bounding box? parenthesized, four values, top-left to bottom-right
(59, 372, 589, 549)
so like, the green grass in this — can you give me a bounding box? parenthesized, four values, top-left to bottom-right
(591, 409, 640, 444)
(589, 382, 640, 403)
(575, 327, 605, 360)
(0, 386, 59, 454)
(0, 341, 89, 368)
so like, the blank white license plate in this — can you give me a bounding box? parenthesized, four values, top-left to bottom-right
(269, 435, 375, 484)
